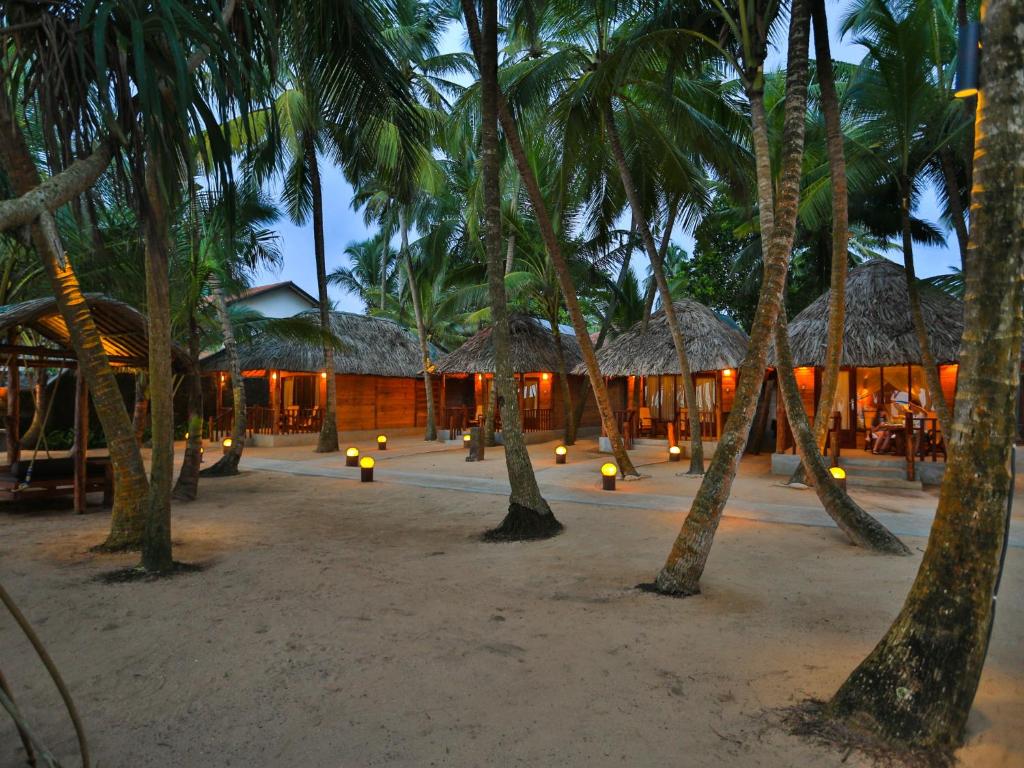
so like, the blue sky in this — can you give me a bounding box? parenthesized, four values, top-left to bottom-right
(252, 2, 962, 313)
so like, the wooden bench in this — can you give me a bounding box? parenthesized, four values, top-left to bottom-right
(0, 457, 113, 507)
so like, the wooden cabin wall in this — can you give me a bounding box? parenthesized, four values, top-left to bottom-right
(334, 375, 438, 431)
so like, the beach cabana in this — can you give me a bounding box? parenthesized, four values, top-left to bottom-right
(434, 315, 599, 435)
(776, 258, 963, 452)
(583, 299, 750, 441)
(0, 295, 187, 511)
(201, 310, 438, 443)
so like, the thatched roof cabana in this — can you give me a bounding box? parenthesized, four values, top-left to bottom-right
(201, 310, 426, 377)
(0, 294, 188, 368)
(582, 298, 749, 376)
(435, 315, 583, 374)
(782, 258, 964, 367)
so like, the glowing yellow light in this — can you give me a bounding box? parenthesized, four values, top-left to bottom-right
(542, 372, 550, 381)
(669, 445, 681, 455)
(555, 445, 567, 456)
(222, 438, 233, 448)
(271, 371, 277, 380)
(600, 462, 618, 477)
(184, 432, 189, 440)
(377, 434, 387, 444)
(955, 87, 978, 98)
(463, 434, 472, 443)
(829, 466, 847, 480)
(219, 373, 225, 383)
(477, 373, 483, 381)
(722, 368, 733, 377)
(321, 371, 328, 379)
(359, 456, 375, 469)
(346, 447, 359, 457)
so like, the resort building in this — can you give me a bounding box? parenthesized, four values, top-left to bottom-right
(224, 281, 320, 318)
(434, 315, 600, 439)
(583, 299, 750, 445)
(774, 258, 962, 453)
(201, 310, 437, 444)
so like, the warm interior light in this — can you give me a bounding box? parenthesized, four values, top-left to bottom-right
(346, 447, 359, 457)
(829, 466, 847, 480)
(184, 432, 189, 440)
(542, 372, 550, 381)
(722, 369, 733, 377)
(477, 373, 483, 381)
(377, 434, 387, 443)
(271, 371, 277, 380)
(359, 456, 375, 469)
(220, 374, 225, 382)
(600, 462, 618, 477)
(555, 445, 567, 456)
(321, 371, 328, 379)
(222, 437, 233, 448)
(669, 445, 681, 455)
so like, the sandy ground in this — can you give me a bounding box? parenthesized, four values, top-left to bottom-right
(1, 438, 1022, 767)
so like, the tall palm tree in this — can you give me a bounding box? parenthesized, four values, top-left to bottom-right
(330, 234, 399, 311)
(828, 0, 1023, 747)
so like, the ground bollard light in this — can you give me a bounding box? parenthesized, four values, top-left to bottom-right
(463, 434, 472, 449)
(829, 465, 847, 491)
(377, 434, 388, 450)
(555, 445, 567, 464)
(601, 462, 617, 491)
(222, 437, 232, 455)
(346, 447, 360, 467)
(668, 445, 682, 462)
(360, 456, 375, 482)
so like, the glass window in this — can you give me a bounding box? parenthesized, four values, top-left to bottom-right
(884, 366, 911, 420)
(521, 378, 539, 410)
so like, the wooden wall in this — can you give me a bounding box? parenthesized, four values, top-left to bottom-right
(335, 375, 439, 431)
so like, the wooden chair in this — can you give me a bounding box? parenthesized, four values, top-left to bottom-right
(638, 407, 654, 437)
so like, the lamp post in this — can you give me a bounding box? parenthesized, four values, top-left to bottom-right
(345, 447, 359, 467)
(360, 456, 375, 482)
(668, 445, 682, 462)
(222, 437, 232, 456)
(955, 21, 981, 98)
(829, 465, 847, 492)
(555, 445, 567, 464)
(377, 434, 388, 451)
(601, 462, 617, 491)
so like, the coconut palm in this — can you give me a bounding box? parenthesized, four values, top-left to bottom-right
(330, 234, 400, 311)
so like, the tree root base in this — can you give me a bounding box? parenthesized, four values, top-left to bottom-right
(482, 502, 563, 542)
(780, 700, 954, 768)
(199, 460, 239, 478)
(90, 539, 142, 554)
(97, 561, 205, 583)
(635, 581, 700, 598)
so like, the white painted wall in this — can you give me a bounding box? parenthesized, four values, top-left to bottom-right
(233, 288, 316, 319)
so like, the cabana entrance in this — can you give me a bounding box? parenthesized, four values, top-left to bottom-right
(613, 369, 737, 441)
(440, 371, 557, 433)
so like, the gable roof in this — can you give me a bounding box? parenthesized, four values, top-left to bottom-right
(435, 314, 583, 375)
(228, 281, 319, 308)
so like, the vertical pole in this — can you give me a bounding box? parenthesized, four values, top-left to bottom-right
(6, 341, 20, 466)
(74, 369, 88, 514)
(774, 372, 786, 454)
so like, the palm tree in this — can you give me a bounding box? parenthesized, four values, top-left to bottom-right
(827, 1, 1023, 747)
(330, 234, 399, 311)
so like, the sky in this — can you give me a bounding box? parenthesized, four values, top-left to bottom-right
(252, 1, 962, 314)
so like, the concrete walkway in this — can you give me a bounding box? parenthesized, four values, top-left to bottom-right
(242, 455, 1024, 549)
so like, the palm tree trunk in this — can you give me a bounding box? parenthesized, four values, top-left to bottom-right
(306, 136, 339, 453)
(399, 209, 438, 441)
(201, 281, 247, 476)
(939, 147, 970, 269)
(652, 0, 811, 595)
(172, 312, 203, 502)
(132, 374, 149, 448)
(504, 182, 519, 275)
(774, 309, 909, 552)
(603, 100, 703, 474)
(828, 3, 1023, 744)
(20, 367, 47, 447)
(460, 0, 637, 477)
(789, 0, 850, 485)
(471, 0, 560, 540)
(483, 382, 497, 446)
(0, 103, 149, 549)
(140, 160, 174, 573)
(550, 319, 575, 444)
(900, 187, 952, 438)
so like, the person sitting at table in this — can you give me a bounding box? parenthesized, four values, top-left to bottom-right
(869, 412, 893, 454)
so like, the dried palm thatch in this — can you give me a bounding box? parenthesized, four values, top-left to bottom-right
(782, 259, 964, 367)
(580, 298, 749, 376)
(0, 294, 189, 369)
(435, 314, 583, 374)
(201, 310, 426, 377)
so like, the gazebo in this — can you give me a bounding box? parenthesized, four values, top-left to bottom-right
(775, 258, 964, 451)
(201, 310, 438, 443)
(0, 294, 186, 511)
(583, 298, 750, 441)
(434, 315, 599, 435)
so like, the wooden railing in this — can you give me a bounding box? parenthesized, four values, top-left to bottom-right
(676, 409, 717, 440)
(208, 406, 324, 441)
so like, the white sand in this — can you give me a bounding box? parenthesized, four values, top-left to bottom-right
(1, 441, 1021, 767)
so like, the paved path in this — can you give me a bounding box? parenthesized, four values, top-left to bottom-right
(243, 456, 1023, 549)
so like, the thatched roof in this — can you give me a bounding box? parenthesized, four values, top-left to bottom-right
(0, 294, 189, 368)
(581, 298, 749, 376)
(435, 315, 583, 374)
(782, 259, 964, 367)
(201, 310, 426, 377)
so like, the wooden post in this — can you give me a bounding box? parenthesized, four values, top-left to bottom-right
(73, 370, 88, 514)
(6, 342, 20, 466)
(466, 425, 485, 462)
(905, 411, 915, 482)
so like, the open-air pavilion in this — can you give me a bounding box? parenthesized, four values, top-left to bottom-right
(0, 294, 188, 511)
(434, 315, 601, 437)
(582, 298, 750, 446)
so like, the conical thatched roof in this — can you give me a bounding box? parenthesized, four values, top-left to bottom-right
(580, 298, 749, 376)
(201, 310, 426, 377)
(435, 315, 583, 374)
(782, 259, 964, 367)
